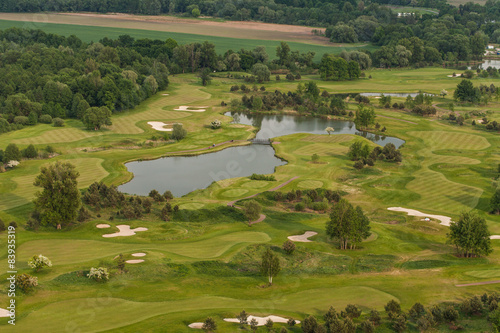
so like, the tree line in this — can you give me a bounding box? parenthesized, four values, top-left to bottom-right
(4, 0, 500, 64)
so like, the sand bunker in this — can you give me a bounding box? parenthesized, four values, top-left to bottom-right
(102, 225, 148, 238)
(0, 308, 11, 317)
(188, 322, 204, 329)
(96, 224, 110, 229)
(132, 253, 147, 257)
(174, 106, 207, 112)
(388, 207, 500, 239)
(288, 231, 318, 242)
(447, 74, 463, 77)
(147, 121, 174, 132)
(224, 315, 300, 326)
(162, 93, 169, 96)
(125, 259, 144, 264)
(387, 207, 452, 226)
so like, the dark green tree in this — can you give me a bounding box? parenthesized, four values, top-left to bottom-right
(3, 143, 21, 163)
(243, 200, 262, 222)
(454, 79, 480, 103)
(490, 189, 500, 214)
(199, 68, 212, 86)
(448, 211, 492, 257)
(82, 106, 112, 130)
(33, 162, 81, 229)
(354, 104, 376, 129)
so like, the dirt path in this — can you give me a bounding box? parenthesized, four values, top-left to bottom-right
(456, 280, 500, 287)
(228, 176, 299, 224)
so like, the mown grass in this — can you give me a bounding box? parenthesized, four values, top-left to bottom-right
(1, 69, 500, 331)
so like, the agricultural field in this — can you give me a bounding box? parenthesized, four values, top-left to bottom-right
(0, 13, 375, 61)
(0, 65, 500, 332)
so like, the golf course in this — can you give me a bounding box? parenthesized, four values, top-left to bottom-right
(0, 65, 499, 332)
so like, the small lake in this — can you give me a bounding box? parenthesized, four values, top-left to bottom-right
(225, 112, 405, 148)
(118, 145, 286, 197)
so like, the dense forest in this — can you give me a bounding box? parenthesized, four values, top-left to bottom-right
(2, 0, 499, 62)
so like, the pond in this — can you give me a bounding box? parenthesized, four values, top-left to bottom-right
(118, 145, 287, 197)
(225, 112, 405, 148)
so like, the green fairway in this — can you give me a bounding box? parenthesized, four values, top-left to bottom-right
(1, 68, 500, 332)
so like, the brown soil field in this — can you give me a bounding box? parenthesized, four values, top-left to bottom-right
(0, 12, 334, 46)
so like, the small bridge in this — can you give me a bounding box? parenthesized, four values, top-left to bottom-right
(250, 139, 272, 145)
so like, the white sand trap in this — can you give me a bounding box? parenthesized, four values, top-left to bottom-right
(447, 73, 463, 77)
(147, 121, 173, 131)
(388, 207, 500, 239)
(0, 308, 11, 317)
(188, 323, 203, 329)
(388, 207, 452, 226)
(132, 253, 147, 257)
(125, 259, 144, 264)
(288, 231, 318, 242)
(162, 93, 169, 96)
(224, 315, 300, 326)
(96, 224, 110, 229)
(174, 106, 208, 112)
(102, 225, 148, 238)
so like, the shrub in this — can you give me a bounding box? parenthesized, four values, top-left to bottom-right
(0, 219, 5, 232)
(28, 254, 52, 271)
(87, 267, 110, 282)
(250, 174, 276, 181)
(14, 116, 29, 125)
(15, 273, 38, 293)
(443, 306, 459, 322)
(286, 73, 295, 81)
(369, 310, 381, 325)
(53, 118, 65, 127)
(282, 240, 296, 254)
(295, 202, 305, 211)
(345, 304, 361, 318)
(23, 144, 38, 159)
(39, 114, 53, 124)
(9, 221, 17, 228)
(360, 320, 374, 333)
(211, 119, 222, 129)
(287, 318, 296, 326)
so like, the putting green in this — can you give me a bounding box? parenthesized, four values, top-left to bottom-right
(408, 131, 490, 150)
(241, 181, 270, 189)
(465, 269, 500, 278)
(297, 180, 324, 189)
(220, 189, 250, 198)
(294, 143, 348, 156)
(178, 202, 205, 210)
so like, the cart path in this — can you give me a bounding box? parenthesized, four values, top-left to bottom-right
(227, 176, 299, 224)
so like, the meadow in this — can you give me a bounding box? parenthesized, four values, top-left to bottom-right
(0, 67, 499, 332)
(0, 14, 375, 61)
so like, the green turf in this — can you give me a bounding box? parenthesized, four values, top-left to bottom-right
(0, 20, 376, 61)
(1, 69, 500, 332)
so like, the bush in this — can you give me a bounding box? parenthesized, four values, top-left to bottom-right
(171, 123, 187, 141)
(39, 114, 53, 124)
(211, 119, 222, 129)
(28, 254, 52, 271)
(286, 73, 295, 81)
(360, 320, 375, 333)
(250, 174, 276, 181)
(23, 144, 38, 159)
(295, 202, 305, 211)
(9, 221, 17, 228)
(14, 116, 29, 125)
(87, 267, 110, 282)
(0, 219, 5, 232)
(53, 118, 65, 127)
(15, 273, 38, 293)
(282, 240, 296, 254)
(443, 306, 459, 322)
(345, 304, 361, 318)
